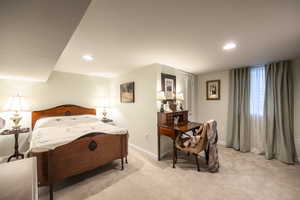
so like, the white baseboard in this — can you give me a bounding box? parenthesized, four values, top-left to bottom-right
(161, 150, 172, 158)
(129, 143, 157, 159)
(218, 140, 226, 145)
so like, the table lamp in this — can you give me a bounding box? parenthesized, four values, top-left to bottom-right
(4, 94, 28, 129)
(176, 92, 184, 111)
(98, 99, 110, 121)
(157, 91, 166, 112)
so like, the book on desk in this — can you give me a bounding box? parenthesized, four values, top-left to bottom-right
(157, 110, 202, 167)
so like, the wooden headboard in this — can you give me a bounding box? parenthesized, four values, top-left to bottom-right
(31, 104, 96, 128)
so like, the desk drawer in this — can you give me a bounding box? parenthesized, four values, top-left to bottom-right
(159, 127, 175, 139)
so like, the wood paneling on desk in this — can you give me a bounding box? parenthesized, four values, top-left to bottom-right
(157, 111, 202, 168)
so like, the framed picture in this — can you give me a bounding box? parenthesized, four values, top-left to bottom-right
(161, 73, 176, 100)
(206, 80, 220, 100)
(120, 82, 135, 103)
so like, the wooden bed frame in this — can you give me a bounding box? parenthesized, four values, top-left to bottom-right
(29, 105, 128, 200)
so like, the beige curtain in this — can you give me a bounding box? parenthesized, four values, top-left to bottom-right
(226, 67, 251, 152)
(264, 61, 296, 164)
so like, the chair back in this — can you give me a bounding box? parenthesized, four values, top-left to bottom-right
(175, 125, 208, 154)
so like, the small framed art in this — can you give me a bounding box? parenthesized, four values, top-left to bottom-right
(206, 80, 220, 100)
(120, 82, 135, 103)
(161, 73, 176, 100)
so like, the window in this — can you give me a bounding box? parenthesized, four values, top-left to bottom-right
(250, 66, 265, 117)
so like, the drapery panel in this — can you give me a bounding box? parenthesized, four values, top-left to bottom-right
(226, 67, 251, 152)
(264, 61, 296, 163)
(226, 61, 296, 164)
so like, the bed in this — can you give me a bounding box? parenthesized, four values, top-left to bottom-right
(28, 105, 128, 199)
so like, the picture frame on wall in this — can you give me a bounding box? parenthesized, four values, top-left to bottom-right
(120, 82, 135, 103)
(161, 73, 176, 100)
(206, 80, 220, 100)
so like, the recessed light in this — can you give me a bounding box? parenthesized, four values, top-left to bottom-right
(223, 42, 237, 50)
(82, 54, 93, 61)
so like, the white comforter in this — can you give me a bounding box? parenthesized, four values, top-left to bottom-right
(30, 115, 128, 152)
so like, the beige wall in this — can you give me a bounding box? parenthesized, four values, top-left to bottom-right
(0, 71, 109, 159)
(109, 64, 159, 157)
(292, 59, 300, 158)
(0, 71, 110, 129)
(109, 63, 197, 157)
(197, 70, 230, 144)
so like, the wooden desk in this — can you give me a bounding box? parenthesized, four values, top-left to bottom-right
(0, 157, 38, 200)
(157, 111, 202, 168)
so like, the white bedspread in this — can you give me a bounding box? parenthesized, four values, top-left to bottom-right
(30, 115, 128, 152)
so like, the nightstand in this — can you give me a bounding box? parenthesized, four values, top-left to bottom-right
(0, 128, 30, 162)
(101, 119, 115, 126)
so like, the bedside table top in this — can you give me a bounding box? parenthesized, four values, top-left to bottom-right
(0, 128, 30, 136)
(101, 119, 113, 123)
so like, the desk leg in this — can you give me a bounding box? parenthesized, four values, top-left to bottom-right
(173, 139, 176, 168)
(157, 127, 161, 161)
(49, 184, 53, 200)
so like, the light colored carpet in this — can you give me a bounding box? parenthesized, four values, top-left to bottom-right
(39, 146, 300, 200)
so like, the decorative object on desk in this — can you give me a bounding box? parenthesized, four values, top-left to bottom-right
(206, 80, 221, 100)
(169, 101, 177, 112)
(0, 127, 30, 162)
(0, 117, 5, 130)
(174, 116, 179, 125)
(176, 92, 184, 111)
(157, 91, 166, 112)
(165, 101, 172, 112)
(4, 94, 29, 129)
(161, 73, 176, 100)
(120, 82, 135, 103)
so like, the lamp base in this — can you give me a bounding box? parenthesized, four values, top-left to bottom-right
(10, 112, 22, 130)
(179, 103, 183, 111)
(160, 103, 164, 112)
(102, 110, 108, 120)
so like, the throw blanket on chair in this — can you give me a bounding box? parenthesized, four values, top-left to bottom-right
(206, 120, 219, 172)
(176, 120, 219, 172)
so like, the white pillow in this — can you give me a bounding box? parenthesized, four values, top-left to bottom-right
(34, 115, 99, 129)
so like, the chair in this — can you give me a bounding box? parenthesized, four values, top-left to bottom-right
(175, 124, 209, 171)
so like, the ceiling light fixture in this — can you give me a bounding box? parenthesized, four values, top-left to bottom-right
(223, 42, 237, 50)
(82, 54, 93, 61)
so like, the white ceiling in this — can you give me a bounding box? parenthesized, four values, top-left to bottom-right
(1, 1, 300, 81)
(55, 0, 300, 77)
(0, 0, 91, 81)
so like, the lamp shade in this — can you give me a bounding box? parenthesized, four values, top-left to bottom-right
(176, 92, 184, 101)
(157, 91, 166, 101)
(4, 94, 28, 112)
(98, 98, 111, 108)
